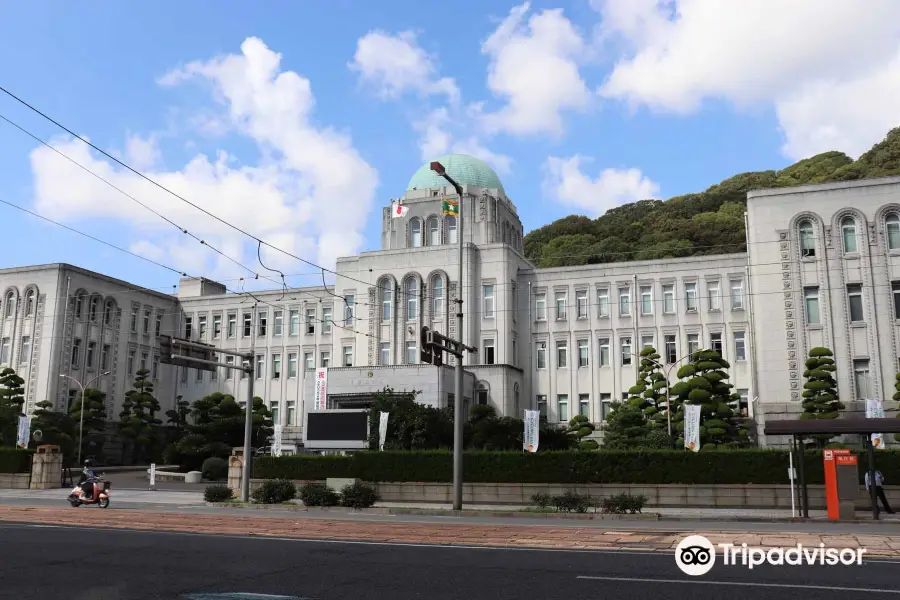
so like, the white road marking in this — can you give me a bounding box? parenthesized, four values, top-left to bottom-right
(576, 575, 900, 594)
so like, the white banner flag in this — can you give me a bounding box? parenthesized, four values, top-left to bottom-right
(523, 410, 540, 452)
(313, 368, 328, 411)
(16, 415, 30, 449)
(866, 398, 885, 449)
(684, 404, 701, 452)
(378, 412, 390, 451)
(272, 424, 283, 457)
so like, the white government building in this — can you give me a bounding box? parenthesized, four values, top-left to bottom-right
(2, 155, 899, 450)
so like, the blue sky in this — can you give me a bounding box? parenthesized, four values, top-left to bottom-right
(0, 0, 897, 294)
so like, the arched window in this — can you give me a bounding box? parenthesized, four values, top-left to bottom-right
(447, 216, 458, 244)
(380, 280, 393, 321)
(799, 220, 815, 257)
(431, 276, 443, 316)
(411, 219, 422, 248)
(841, 217, 858, 253)
(104, 300, 115, 325)
(476, 383, 489, 405)
(406, 278, 418, 321)
(89, 296, 100, 322)
(427, 217, 440, 245)
(24, 290, 35, 317)
(74, 293, 84, 319)
(4, 292, 14, 319)
(514, 383, 520, 417)
(887, 214, 900, 250)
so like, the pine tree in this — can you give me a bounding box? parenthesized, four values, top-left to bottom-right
(28, 399, 76, 460)
(670, 349, 748, 448)
(800, 347, 845, 448)
(628, 346, 669, 430)
(602, 399, 651, 448)
(165, 395, 190, 431)
(118, 369, 161, 463)
(566, 414, 598, 450)
(0, 367, 25, 446)
(69, 388, 107, 461)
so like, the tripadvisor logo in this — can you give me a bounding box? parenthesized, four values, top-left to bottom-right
(675, 535, 867, 576)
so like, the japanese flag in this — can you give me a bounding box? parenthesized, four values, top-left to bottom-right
(391, 201, 409, 218)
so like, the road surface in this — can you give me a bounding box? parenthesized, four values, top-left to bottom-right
(0, 523, 896, 600)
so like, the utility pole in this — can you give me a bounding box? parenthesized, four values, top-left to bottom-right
(241, 304, 257, 502)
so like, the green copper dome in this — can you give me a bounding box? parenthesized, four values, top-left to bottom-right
(406, 154, 505, 193)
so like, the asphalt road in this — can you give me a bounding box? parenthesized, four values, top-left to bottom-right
(1, 523, 898, 600)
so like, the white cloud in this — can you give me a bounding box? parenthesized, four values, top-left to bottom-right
(125, 134, 161, 171)
(413, 108, 513, 175)
(543, 155, 659, 216)
(349, 30, 459, 102)
(479, 2, 592, 136)
(32, 37, 378, 283)
(130, 240, 166, 263)
(595, 0, 900, 159)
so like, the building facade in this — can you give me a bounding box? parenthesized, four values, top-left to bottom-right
(3, 154, 900, 449)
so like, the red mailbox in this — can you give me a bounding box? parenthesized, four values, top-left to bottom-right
(824, 449, 858, 520)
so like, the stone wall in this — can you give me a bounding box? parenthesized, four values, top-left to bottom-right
(0, 473, 31, 489)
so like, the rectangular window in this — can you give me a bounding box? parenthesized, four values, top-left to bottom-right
(662, 284, 675, 314)
(555, 291, 566, 320)
(287, 401, 296, 426)
(256, 355, 265, 379)
(711, 332, 723, 354)
(85, 341, 95, 368)
(343, 346, 353, 367)
(511, 284, 517, 323)
(258, 312, 267, 337)
(621, 337, 632, 366)
(152, 355, 159, 379)
(143, 309, 151, 334)
(155, 314, 162, 337)
(641, 335, 654, 349)
(406, 341, 417, 364)
(196, 365, 203, 382)
(537, 395, 547, 420)
(127, 348, 135, 374)
(483, 284, 495, 318)
(640, 286, 652, 315)
(576, 290, 588, 319)
(270, 402, 279, 426)
(226, 356, 234, 379)
(305, 308, 315, 334)
(141, 351, 150, 371)
(847, 284, 864, 322)
(598, 338, 610, 366)
(893, 283, 900, 320)
(708, 282, 721, 311)
(131, 308, 138, 332)
(382, 286, 392, 320)
(198, 315, 207, 340)
(619, 287, 631, 316)
(512, 338, 517, 366)
(730, 279, 745, 310)
(185, 316, 193, 339)
(288, 353, 298, 378)
(737, 389, 749, 416)
(687, 333, 700, 356)
(578, 339, 589, 367)
(600, 393, 612, 421)
(535, 293, 547, 320)
(556, 340, 567, 368)
(345, 296, 355, 323)
(483, 339, 495, 365)
(320, 352, 330, 368)
(379, 343, 390, 366)
(665, 335, 677, 364)
(273, 311, 283, 336)
(289, 310, 299, 335)
(1, 337, 10, 364)
(101, 344, 110, 370)
(557, 394, 569, 423)
(579, 394, 590, 418)
(304, 352, 313, 370)
(805, 287, 822, 324)
(854, 359, 871, 399)
(227, 313, 236, 338)
(213, 315, 222, 339)
(734, 331, 746, 361)
(588, 289, 606, 321)
(685, 282, 698, 312)
(536, 342, 547, 369)
(72, 338, 82, 367)
(21, 336, 32, 364)
(322, 307, 332, 333)
(272, 354, 281, 379)
(242, 313, 251, 337)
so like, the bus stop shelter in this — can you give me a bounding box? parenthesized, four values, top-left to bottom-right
(764, 418, 900, 520)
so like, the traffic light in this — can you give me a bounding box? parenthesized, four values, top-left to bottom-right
(158, 334, 173, 364)
(420, 326, 433, 364)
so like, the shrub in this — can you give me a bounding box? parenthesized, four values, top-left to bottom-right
(601, 493, 647, 514)
(204, 484, 234, 503)
(339, 481, 380, 509)
(552, 491, 591, 513)
(530, 493, 552, 508)
(0, 448, 33, 473)
(251, 479, 296, 504)
(201, 457, 228, 481)
(299, 482, 340, 507)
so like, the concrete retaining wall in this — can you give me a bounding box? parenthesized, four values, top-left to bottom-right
(248, 479, 898, 511)
(0, 473, 31, 489)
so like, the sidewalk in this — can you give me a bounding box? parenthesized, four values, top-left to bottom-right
(0, 488, 203, 505)
(2, 506, 900, 556)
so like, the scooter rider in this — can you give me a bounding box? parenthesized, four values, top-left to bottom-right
(78, 460, 96, 501)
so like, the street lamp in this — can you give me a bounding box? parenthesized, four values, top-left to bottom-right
(430, 160, 466, 511)
(624, 350, 694, 437)
(60, 371, 110, 465)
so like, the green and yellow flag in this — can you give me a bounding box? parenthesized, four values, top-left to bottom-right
(441, 198, 459, 217)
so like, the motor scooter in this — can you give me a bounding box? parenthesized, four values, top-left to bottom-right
(68, 474, 111, 508)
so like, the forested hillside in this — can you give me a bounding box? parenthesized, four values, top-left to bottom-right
(525, 127, 900, 268)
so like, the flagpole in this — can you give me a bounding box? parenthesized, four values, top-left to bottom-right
(389, 199, 394, 250)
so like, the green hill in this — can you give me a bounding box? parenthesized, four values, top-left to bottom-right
(525, 126, 900, 268)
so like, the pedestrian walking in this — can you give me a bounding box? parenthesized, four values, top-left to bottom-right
(865, 470, 895, 514)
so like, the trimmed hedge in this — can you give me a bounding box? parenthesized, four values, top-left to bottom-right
(0, 448, 33, 474)
(254, 449, 900, 486)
